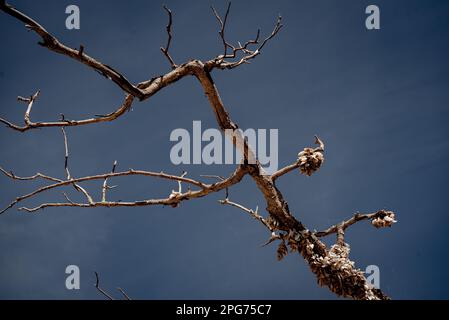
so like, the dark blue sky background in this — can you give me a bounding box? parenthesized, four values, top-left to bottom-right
(1, 0, 449, 299)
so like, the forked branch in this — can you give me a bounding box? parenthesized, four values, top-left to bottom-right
(0, 2, 397, 300)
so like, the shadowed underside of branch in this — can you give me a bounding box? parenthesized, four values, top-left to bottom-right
(0, 1, 397, 300)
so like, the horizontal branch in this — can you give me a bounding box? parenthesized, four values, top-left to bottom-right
(0, 166, 61, 183)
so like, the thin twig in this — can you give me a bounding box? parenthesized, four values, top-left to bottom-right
(0, 94, 135, 132)
(0, 3, 144, 99)
(206, 10, 283, 70)
(102, 161, 118, 202)
(160, 5, 177, 68)
(117, 287, 131, 300)
(2, 166, 247, 214)
(211, 2, 232, 61)
(271, 135, 324, 181)
(61, 128, 94, 204)
(94, 272, 114, 300)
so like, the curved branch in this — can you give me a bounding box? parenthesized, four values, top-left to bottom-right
(0, 2, 144, 99)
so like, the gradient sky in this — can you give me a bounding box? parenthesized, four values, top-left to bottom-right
(1, 0, 449, 299)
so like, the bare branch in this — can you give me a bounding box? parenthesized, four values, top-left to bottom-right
(102, 161, 118, 202)
(219, 198, 272, 231)
(94, 272, 114, 300)
(62, 128, 71, 180)
(0, 2, 396, 300)
(205, 12, 283, 70)
(261, 232, 282, 247)
(315, 210, 397, 239)
(117, 287, 131, 300)
(19, 202, 92, 213)
(1, 165, 247, 214)
(0, 2, 144, 99)
(201, 174, 228, 198)
(160, 5, 177, 68)
(211, 2, 232, 61)
(61, 128, 94, 204)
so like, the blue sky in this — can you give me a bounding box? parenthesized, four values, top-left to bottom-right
(1, 0, 449, 299)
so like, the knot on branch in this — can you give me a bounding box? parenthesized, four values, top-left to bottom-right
(297, 136, 324, 176)
(371, 210, 397, 228)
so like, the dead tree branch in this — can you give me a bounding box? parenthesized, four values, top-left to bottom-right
(0, 94, 135, 132)
(94, 272, 114, 300)
(206, 3, 282, 70)
(0, 2, 397, 300)
(315, 210, 397, 239)
(102, 161, 118, 203)
(219, 198, 273, 231)
(160, 5, 177, 69)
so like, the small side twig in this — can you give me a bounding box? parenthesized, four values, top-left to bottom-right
(211, 2, 232, 62)
(102, 161, 118, 202)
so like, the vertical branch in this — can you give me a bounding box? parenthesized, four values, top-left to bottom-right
(61, 128, 94, 204)
(102, 161, 117, 202)
(211, 2, 232, 61)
